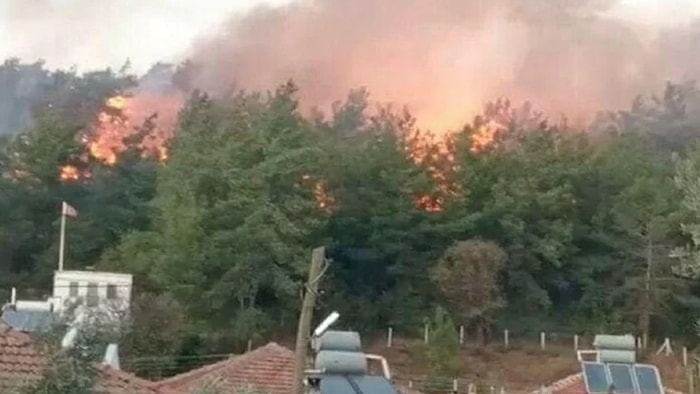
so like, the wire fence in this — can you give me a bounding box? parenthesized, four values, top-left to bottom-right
(381, 326, 689, 359)
(392, 376, 520, 394)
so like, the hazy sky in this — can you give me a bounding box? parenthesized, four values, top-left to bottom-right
(3, 0, 700, 132)
(1, 0, 699, 73)
(0, 0, 293, 72)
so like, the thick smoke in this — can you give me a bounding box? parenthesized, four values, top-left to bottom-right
(186, 0, 700, 131)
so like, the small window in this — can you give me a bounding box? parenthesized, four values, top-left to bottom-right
(106, 284, 117, 300)
(69, 282, 79, 297)
(86, 282, 99, 307)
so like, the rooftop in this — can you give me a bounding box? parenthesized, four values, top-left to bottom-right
(156, 342, 295, 394)
(0, 324, 162, 394)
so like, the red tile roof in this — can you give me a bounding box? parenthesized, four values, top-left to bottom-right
(95, 365, 164, 394)
(156, 342, 295, 394)
(535, 373, 685, 394)
(0, 324, 45, 390)
(0, 324, 163, 394)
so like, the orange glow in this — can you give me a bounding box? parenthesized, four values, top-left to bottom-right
(404, 129, 458, 212)
(86, 92, 184, 165)
(106, 95, 126, 110)
(59, 165, 80, 181)
(59, 90, 473, 216)
(469, 120, 500, 153)
(301, 174, 335, 212)
(314, 181, 334, 212)
(58, 91, 184, 181)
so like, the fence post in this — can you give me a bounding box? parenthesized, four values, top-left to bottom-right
(504, 329, 509, 350)
(636, 337, 642, 350)
(468, 383, 475, 394)
(387, 327, 393, 348)
(574, 334, 579, 351)
(247, 339, 252, 352)
(490, 386, 495, 394)
(459, 325, 465, 345)
(500, 387, 506, 394)
(688, 369, 694, 394)
(683, 346, 688, 366)
(453, 379, 458, 393)
(540, 332, 546, 350)
(424, 324, 429, 344)
(408, 381, 413, 389)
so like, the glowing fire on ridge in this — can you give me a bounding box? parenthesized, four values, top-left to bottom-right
(58, 90, 497, 213)
(59, 91, 184, 179)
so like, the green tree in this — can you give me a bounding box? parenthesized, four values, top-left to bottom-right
(111, 83, 327, 346)
(672, 143, 700, 279)
(449, 102, 589, 324)
(602, 136, 680, 341)
(21, 320, 103, 394)
(0, 60, 139, 294)
(318, 90, 445, 330)
(416, 308, 460, 394)
(432, 239, 507, 345)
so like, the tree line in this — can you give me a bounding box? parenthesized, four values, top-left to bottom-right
(3, 58, 700, 374)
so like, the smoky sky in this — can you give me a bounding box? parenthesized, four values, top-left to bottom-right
(184, 0, 700, 130)
(3, 0, 700, 132)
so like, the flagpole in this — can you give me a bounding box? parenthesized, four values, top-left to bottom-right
(58, 203, 66, 272)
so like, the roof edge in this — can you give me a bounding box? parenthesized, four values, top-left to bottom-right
(154, 342, 293, 390)
(532, 372, 686, 394)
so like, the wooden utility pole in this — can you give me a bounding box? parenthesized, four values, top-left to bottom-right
(292, 246, 326, 394)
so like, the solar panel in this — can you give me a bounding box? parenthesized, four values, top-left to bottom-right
(349, 375, 400, 394)
(320, 375, 360, 394)
(319, 375, 401, 394)
(1, 309, 52, 332)
(608, 364, 635, 394)
(634, 365, 662, 394)
(582, 362, 610, 394)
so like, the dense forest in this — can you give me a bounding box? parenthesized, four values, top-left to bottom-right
(4, 57, 700, 372)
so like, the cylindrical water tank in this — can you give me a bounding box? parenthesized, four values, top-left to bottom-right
(593, 335, 636, 350)
(314, 350, 368, 374)
(599, 350, 636, 364)
(314, 330, 362, 352)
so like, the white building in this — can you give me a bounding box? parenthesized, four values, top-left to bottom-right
(3, 269, 133, 331)
(52, 270, 133, 317)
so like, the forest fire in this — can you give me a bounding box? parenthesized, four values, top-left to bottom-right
(59, 165, 80, 181)
(59, 90, 184, 180)
(88, 92, 182, 165)
(57, 85, 488, 214)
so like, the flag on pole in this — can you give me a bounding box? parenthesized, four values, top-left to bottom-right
(62, 201, 78, 218)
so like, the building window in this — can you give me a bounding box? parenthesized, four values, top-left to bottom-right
(69, 282, 79, 297)
(86, 282, 99, 307)
(106, 284, 117, 300)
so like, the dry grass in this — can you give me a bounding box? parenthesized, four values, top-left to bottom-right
(364, 336, 691, 393)
(645, 353, 691, 393)
(271, 332, 691, 392)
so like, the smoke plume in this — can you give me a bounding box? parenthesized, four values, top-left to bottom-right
(185, 0, 700, 131)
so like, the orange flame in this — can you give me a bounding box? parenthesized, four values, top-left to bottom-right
(59, 165, 80, 181)
(302, 174, 335, 211)
(313, 181, 334, 212)
(59, 91, 185, 181)
(86, 92, 183, 165)
(469, 121, 499, 153)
